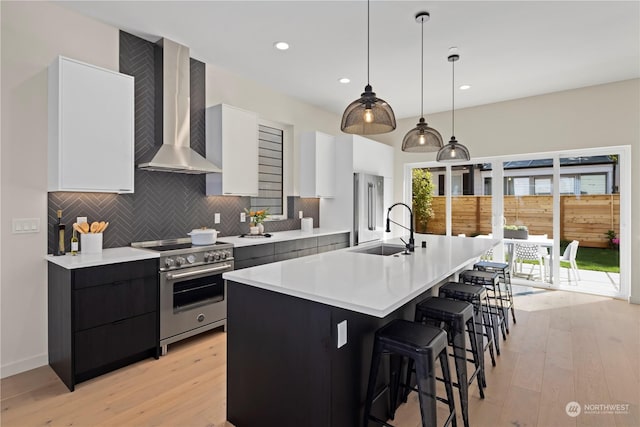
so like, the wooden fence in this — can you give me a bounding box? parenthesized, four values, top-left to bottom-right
(421, 195, 620, 248)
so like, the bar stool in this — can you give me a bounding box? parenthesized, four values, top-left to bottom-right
(363, 319, 456, 427)
(438, 282, 497, 373)
(474, 261, 517, 330)
(460, 270, 507, 352)
(409, 297, 484, 427)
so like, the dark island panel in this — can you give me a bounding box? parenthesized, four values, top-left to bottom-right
(227, 280, 434, 426)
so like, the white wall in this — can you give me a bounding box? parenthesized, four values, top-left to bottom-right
(374, 79, 640, 303)
(1, 1, 120, 378)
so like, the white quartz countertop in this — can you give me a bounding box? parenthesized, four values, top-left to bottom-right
(218, 228, 350, 248)
(224, 234, 498, 317)
(46, 247, 159, 269)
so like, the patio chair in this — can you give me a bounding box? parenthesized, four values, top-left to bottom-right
(546, 240, 580, 283)
(514, 243, 547, 281)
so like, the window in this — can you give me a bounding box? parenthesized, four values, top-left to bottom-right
(484, 177, 492, 195)
(535, 177, 552, 195)
(512, 177, 530, 195)
(451, 175, 463, 195)
(579, 174, 607, 194)
(560, 176, 576, 194)
(250, 124, 283, 216)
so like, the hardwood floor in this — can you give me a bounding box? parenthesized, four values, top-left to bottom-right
(2, 288, 638, 427)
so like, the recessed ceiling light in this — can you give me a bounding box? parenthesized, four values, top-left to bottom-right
(460, 84, 471, 90)
(273, 41, 289, 51)
(338, 77, 350, 84)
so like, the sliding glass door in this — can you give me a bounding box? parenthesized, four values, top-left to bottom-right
(404, 146, 630, 299)
(501, 157, 555, 285)
(556, 154, 622, 296)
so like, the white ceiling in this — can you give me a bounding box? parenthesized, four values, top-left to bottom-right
(58, 1, 640, 119)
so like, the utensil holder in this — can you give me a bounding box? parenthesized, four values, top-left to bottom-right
(81, 233, 103, 254)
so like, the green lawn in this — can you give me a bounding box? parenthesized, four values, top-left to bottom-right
(519, 245, 620, 273)
(563, 244, 620, 273)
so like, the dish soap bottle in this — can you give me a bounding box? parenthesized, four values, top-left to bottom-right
(54, 209, 66, 256)
(70, 228, 78, 256)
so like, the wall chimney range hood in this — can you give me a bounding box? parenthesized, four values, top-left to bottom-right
(138, 38, 221, 174)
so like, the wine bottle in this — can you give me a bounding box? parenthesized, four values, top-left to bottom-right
(70, 228, 78, 256)
(54, 209, 66, 256)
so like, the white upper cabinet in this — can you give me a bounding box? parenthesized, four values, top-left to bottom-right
(48, 56, 134, 193)
(349, 134, 394, 178)
(299, 131, 336, 198)
(206, 104, 259, 196)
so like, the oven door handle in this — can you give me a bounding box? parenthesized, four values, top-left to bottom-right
(166, 264, 232, 280)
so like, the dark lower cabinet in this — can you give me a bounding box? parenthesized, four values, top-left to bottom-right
(234, 232, 350, 270)
(74, 312, 156, 378)
(48, 258, 159, 391)
(227, 280, 425, 426)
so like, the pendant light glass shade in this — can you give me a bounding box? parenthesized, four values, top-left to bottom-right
(341, 85, 396, 134)
(341, 0, 396, 135)
(402, 118, 443, 152)
(437, 53, 470, 162)
(402, 11, 443, 152)
(436, 136, 471, 161)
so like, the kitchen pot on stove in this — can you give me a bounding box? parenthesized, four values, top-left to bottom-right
(188, 228, 218, 245)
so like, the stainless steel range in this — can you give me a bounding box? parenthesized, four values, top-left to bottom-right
(132, 238, 233, 355)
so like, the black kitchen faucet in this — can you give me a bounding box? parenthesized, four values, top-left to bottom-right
(385, 203, 415, 253)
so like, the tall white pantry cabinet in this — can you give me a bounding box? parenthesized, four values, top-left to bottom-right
(48, 56, 135, 193)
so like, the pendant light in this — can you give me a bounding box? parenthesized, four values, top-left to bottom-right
(401, 12, 443, 152)
(341, 0, 396, 135)
(437, 53, 470, 162)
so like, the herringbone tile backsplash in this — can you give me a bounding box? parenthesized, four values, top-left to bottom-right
(47, 32, 319, 253)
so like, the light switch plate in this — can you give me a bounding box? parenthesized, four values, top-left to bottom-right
(12, 218, 40, 234)
(214, 213, 221, 224)
(337, 320, 347, 348)
(240, 212, 246, 222)
(299, 210, 304, 219)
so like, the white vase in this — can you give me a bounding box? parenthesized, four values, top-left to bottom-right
(257, 223, 264, 234)
(249, 226, 259, 235)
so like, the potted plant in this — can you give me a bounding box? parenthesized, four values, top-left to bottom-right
(605, 229, 619, 250)
(245, 208, 269, 234)
(412, 168, 435, 234)
(504, 224, 529, 239)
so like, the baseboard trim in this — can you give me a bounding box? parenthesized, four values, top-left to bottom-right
(1, 353, 48, 379)
(629, 294, 640, 305)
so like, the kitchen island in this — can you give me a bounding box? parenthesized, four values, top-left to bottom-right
(223, 234, 497, 427)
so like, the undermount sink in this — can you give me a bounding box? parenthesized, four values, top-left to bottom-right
(350, 243, 406, 256)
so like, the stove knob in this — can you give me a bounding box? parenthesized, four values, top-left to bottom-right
(226, 250, 233, 259)
(204, 252, 213, 262)
(186, 254, 196, 264)
(175, 256, 186, 267)
(213, 252, 221, 261)
(220, 251, 227, 259)
(165, 258, 175, 268)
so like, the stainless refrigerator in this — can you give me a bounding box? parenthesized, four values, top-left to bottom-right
(353, 173, 384, 245)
